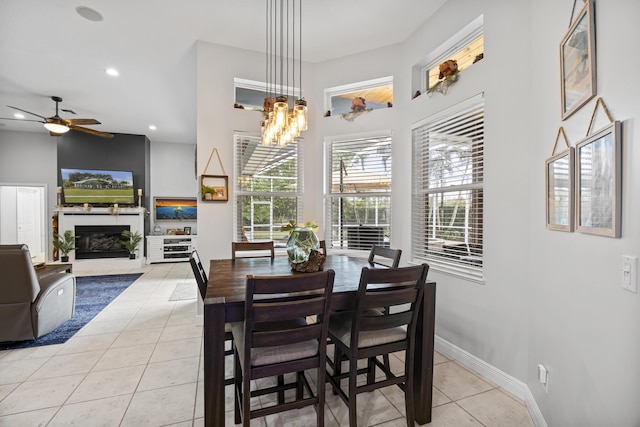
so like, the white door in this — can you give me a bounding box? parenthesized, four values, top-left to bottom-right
(0, 185, 46, 262)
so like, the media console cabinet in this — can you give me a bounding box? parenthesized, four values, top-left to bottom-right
(146, 235, 197, 264)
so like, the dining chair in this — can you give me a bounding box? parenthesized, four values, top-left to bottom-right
(326, 263, 429, 427)
(368, 245, 402, 268)
(189, 250, 234, 386)
(231, 241, 275, 260)
(232, 270, 335, 426)
(368, 245, 402, 371)
(319, 239, 327, 256)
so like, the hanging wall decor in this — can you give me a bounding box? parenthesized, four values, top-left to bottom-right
(560, 0, 596, 120)
(545, 127, 574, 232)
(575, 98, 622, 238)
(200, 148, 229, 202)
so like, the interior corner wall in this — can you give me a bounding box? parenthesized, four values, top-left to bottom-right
(150, 141, 199, 234)
(195, 41, 316, 261)
(529, 0, 640, 425)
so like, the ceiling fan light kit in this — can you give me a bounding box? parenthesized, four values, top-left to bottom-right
(43, 122, 70, 134)
(2, 96, 113, 139)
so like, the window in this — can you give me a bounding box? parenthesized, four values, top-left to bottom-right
(424, 34, 483, 92)
(411, 15, 484, 96)
(234, 133, 302, 246)
(325, 133, 392, 250)
(325, 76, 393, 116)
(234, 78, 301, 111)
(412, 95, 484, 281)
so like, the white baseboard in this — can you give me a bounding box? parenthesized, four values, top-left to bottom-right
(435, 335, 547, 427)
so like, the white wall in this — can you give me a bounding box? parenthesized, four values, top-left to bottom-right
(529, 0, 640, 425)
(0, 130, 58, 259)
(150, 141, 199, 234)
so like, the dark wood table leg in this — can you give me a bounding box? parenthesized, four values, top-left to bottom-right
(204, 300, 226, 426)
(413, 282, 436, 424)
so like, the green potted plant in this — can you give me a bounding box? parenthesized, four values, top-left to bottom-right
(53, 230, 75, 262)
(120, 230, 143, 259)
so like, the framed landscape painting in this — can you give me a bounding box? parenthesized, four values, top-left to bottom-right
(154, 197, 197, 221)
(560, 0, 596, 120)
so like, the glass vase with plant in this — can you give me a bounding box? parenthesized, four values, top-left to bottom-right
(281, 220, 324, 271)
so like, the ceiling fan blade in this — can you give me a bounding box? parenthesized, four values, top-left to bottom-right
(61, 108, 76, 115)
(63, 118, 102, 125)
(69, 124, 113, 139)
(0, 117, 45, 123)
(6, 105, 48, 120)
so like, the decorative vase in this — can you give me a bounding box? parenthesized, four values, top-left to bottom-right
(129, 253, 136, 260)
(286, 226, 325, 272)
(61, 256, 69, 263)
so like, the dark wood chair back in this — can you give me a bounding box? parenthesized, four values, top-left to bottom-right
(368, 245, 402, 268)
(231, 241, 275, 260)
(189, 250, 207, 300)
(235, 269, 335, 425)
(319, 240, 327, 256)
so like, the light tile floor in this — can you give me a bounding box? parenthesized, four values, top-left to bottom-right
(0, 262, 534, 427)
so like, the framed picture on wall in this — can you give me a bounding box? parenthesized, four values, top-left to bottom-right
(153, 197, 197, 221)
(575, 121, 621, 237)
(560, 0, 596, 120)
(200, 174, 229, 202)
(546, 148, 574, 232)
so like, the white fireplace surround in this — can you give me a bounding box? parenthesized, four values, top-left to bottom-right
(55, 206, 145, 265)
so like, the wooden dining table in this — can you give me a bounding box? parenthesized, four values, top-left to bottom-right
(204, 254, 436, 426)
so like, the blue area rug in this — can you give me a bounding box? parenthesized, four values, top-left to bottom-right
(0, 273, 142, 350)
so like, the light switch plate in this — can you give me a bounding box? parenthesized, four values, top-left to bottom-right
(622, 255, 638, 293)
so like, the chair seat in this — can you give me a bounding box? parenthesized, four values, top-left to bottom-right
(232, 321, 318, 367)
(329, 309, 407, 349)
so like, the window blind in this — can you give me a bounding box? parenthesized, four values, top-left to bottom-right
(412, 96, 484, 281)
(325, 133, 392, 250)
(234, 134, 302, 244)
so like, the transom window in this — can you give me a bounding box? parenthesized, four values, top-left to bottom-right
(325, 133, 392, 250)
(325, 76, 393, 116)
(234, 133, 302, 246)
(412, 95, 484, 281)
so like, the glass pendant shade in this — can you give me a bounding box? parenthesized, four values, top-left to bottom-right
(294, 99, 307, 131)
(44, 122, 70, 134)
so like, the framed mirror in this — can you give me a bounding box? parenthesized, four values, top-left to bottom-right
(575, 121, 622, 237)
(546, 148, 574, 231)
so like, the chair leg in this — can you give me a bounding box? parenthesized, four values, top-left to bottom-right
(367, 357, 377, 385)
(382, 353, 392, 378)
(333, 346, 343, 395)
(317, 359, 327, 427)
(233, 349, 242, 425)
(278, 374, 285, 404)
(348, 356, 358, 427)
(296, 372, 304, 400)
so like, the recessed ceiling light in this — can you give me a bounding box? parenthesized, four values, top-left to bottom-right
(76, 6, 103, 22)
(149, 125, 157, 131)
(105, 68, 119, 77)
(14, 113, 25, 119)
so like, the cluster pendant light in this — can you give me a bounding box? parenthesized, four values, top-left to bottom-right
(261, 0, 307, 146)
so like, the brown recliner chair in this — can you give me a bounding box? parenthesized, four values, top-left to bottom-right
(0, 244, 76, 343)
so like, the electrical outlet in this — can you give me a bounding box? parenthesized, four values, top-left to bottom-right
(622, 256, 638, 293)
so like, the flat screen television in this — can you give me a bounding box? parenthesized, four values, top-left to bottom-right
(61, 168, 135, 205)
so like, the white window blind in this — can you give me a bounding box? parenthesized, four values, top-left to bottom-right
(325, 133, 392, 250)
(412, 95, 484, 281)
(234, 134, 302, 246)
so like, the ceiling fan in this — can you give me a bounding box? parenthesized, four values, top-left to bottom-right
(1, 96, 113, 139)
